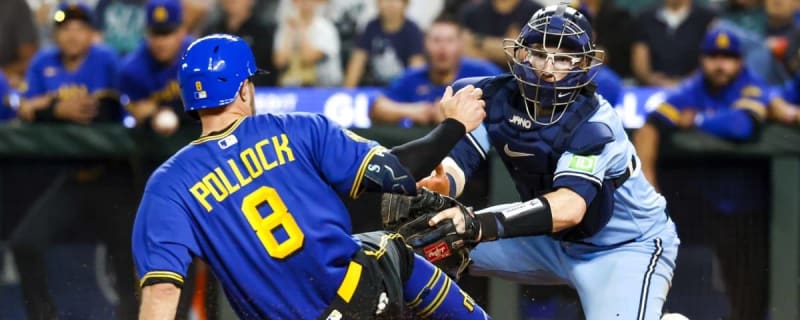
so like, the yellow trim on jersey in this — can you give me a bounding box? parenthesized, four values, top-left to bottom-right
(363, 233, 403, 260)
(139, 271, 184, 287)
(337, 261, 363, 303)
(407, 268, 442, 308)
(655, 103, 680, 124)
(191, 117, 246, 144)
(733, 97, 767, 121)
(419, 276, 452, 317)
(348, 146, 385, 199)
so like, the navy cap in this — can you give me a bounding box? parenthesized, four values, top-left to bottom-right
(53, 2, 95, 28)
(146, 0, 183, 35)
(702, 29, 742, 57)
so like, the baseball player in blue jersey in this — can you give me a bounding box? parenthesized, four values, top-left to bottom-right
(635, 29, 771, 189)
(16, 3, 121, 124)
(120, 0, 194, 136)
(131, 34, 490, 319)
(417, 5, 680, 319)
(0, 70, 16, 120)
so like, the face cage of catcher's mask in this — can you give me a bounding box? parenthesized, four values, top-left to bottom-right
(503, 16, 605, 126)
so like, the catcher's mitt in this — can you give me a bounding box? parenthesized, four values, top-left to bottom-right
(380, 189, 478, 279)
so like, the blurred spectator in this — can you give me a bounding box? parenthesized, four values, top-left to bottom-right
(0, 70, 18, 121)
(343, 0, 425, 87)
(273, 0, 342, 86)
(635, 30, 771, 320)
(276, 0, 444, 49)
(635, 29, 768, 188)
(594, 62, 624, 107)
(182, 0, 214, 35)
(631, 0, 716, 87)
(0, 0, 40, 89)
(764, 0, 798, 73)
(8, 3, 138, 320)
(371, 16, 501, 126)
(719, 0, 766, 35)
(460, 0, 542, 67)
(17, 3, 123, 124)
(120, 0, 194, 136)
(768, 29, 800, 125)
(204, 0, 278, 86)
(574, 0, 635, 77)
(95, 0, 147, 55)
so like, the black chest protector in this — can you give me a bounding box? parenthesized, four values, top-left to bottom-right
(478, 75, 625, 242)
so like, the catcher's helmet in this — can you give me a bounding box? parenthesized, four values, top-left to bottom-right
(504, 4, 604, 125)
(178, 34, 267, 115)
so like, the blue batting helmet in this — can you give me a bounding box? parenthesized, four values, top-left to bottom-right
(504, 4, 604, 125)
(178, 34, 266, 115)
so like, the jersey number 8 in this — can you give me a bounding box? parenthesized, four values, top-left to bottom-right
(241, 186, 304, 259)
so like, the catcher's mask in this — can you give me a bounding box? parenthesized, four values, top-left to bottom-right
(505, 4, 604, 125)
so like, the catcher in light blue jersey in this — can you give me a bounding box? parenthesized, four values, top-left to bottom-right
(418, 5, 680, 319)
(131, 34, 491, 319)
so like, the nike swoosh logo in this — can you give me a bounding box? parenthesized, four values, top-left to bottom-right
(557, 92, 571, 98)
(503, 144, 535, 158)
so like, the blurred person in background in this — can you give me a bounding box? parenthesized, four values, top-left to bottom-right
(273, 0, 342, 87)
(120, 0, 195, 136)
(719, 0, 766, 35)
(94, 0, 148, 55)
(204, 0, 278, 86)
(371, 16, 501, 126)
(635, 29, 768, 187)
(7, 3, 138, 319)
(0, 70, 19, 121)
(767, 29, 800, 125)
(634, 30, 770, 319)
(460, 0, 542, 68)
(631, 0, 716, 86)
(0, 0, 39, 89)
(343, 0, 425, 87)
(572, 0, 635, 77)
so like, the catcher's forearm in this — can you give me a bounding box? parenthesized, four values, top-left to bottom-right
(390, 118, 466, 179)
(476, 197, 553, 241)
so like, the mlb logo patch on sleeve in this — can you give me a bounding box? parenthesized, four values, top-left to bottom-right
(569, 155, 597, 173)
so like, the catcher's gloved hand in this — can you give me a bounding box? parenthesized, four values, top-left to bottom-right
(381, 189, 481, 279)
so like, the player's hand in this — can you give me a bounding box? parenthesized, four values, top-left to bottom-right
(54, 96, 98, 124)
(439, 85, 486, 132)
(416, 165, 450, 195)
(151, 108, 180, 136)
(428, 206, 481, 242)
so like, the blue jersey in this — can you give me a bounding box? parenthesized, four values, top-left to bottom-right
(778, 73, 800, 105)
(650, 68, 768, 140)
(119, 36, 192, 109)
(0, 71, 15, 120)
(593, 65, 623, 107)
(23, 44, 120, 100)
(132, 113, 384, 319)
(383, 58, 502, 103)
(449, 76, 667, 246)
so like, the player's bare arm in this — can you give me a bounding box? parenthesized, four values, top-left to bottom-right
(139, 283, 181, 320)
(633, 122, 661, 189)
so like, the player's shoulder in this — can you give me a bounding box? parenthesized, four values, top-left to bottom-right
(736, 68, 769, 97)
(29, 47, 60, 69)
(143, 146, 196, 195)
(120, 44, 150, 75)
(88, 44, 120, 65)
(251, 112, 335, 134)
(459, 58, 503, 77)
(568, 95, 626, 154)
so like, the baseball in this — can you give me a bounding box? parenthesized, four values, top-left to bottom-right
(153, 108, 179, 130)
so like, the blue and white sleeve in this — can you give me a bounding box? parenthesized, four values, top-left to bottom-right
(447, 124, 491, 196)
